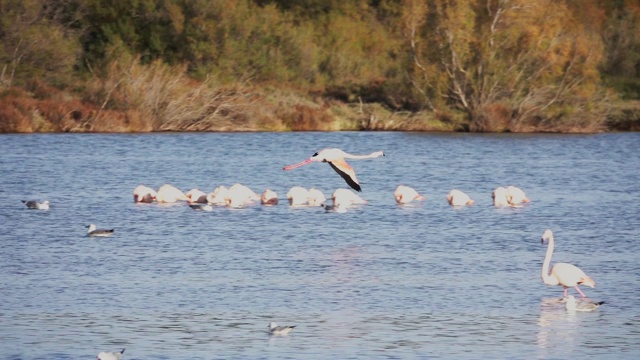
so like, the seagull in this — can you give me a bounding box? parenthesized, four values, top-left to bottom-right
(324, 204, 348, 213)
(565, 295, 605, 312)
(283, 148, 385, 192)
(96, 348, 125, 360)
(269, 322, 296, 335)
(86, 224, 115, 237)
(189, 203, 213, 211)
(22, 200, 50, 210)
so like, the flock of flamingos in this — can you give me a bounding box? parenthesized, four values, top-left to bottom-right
(21, 148, 603, 359)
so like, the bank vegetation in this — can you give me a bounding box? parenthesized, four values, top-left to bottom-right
(1, 0, 640, 133)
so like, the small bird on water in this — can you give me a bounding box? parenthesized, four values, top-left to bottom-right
(22, 200, 50, 210)
(565, 295, 605, 312)
(269, 322, 296, 335)
(86, 224, 115, 237)
(96, 348, 125, 360)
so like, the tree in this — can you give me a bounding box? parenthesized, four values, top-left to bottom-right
(405, 0, 608, 131)
(0, 0, 81, 88)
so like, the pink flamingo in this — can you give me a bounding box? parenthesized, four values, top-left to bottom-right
(541, 229, 595, 298)
(283, 148, 384, 192)
(186, 188, 208, 203)
(394, 185, 426, 204)
(447, 189, 474, 206)
(133, 185, 156, 203)
(261, 189, 279, 205)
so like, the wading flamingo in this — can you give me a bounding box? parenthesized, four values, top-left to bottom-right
(286, 186, 309, 206)
(394, 185, 425, 204)
(506, 185, 530, 205)
(207, 185, 229, 205)
(97, 348, 125, 360)
(268, 322, 296, 336)
(332, 188, 367, 208)
(261, 189, 279, 205)
(283, 148, 385, 192)
(133, 185, 156, 203)
(541, 229, 595, 298)
(492, 186, 510, 207)
(156, 184, 187, 203)
(447, 189, 474, 206)
(225, 183, 260, 208)
(307, 188, 327, 206)
(186, 188, 208, 203)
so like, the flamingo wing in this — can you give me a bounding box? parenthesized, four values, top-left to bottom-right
(329, 159, 361, 192)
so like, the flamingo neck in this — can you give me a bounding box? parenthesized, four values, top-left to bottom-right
(542, 234, 558, 285)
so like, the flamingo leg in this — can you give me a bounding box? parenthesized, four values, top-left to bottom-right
(563, 287, 568, 298)
(574, 285, 587, 298)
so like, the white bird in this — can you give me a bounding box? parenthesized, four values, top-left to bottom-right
(261, 189, 279, 205)
(156, 184, 188, 203)
(207, 185, 229, 205)
(286, 186, 309, 206)
(506, 185, 530, 205)
(269, 322, 296, 335)
(541, 229, 595, 298)
(446, 189, 474, 206)
(332, 188, 367, 208)
(185, 188, 208, 203)
(394, 185, 425, 204)
(132, 185, 156, 203)
(565, 295, 605, 312)
(283, 148, 385, 192)
(225, 183, 260, 207)
(492, 186, 510, 207)
(96, 348, 125, 360)
(86, 224, 115, 237)
(307, 188, 327, 206)
(22, 200, 50, 210)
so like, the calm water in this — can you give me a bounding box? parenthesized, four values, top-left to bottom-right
(0, 132, 639, 359)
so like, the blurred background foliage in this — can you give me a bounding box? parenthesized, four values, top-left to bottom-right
(1, 0, 639, 132)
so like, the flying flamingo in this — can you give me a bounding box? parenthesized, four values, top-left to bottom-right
(283, 148, 385, 192)
(541, 229, 595, 298)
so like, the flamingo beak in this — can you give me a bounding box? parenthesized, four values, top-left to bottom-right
(283, 158, 313, 170)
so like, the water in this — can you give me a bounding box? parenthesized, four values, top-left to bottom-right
(0, 132, 639, 359)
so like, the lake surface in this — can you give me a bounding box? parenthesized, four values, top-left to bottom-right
(0, 132, 639, 359)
